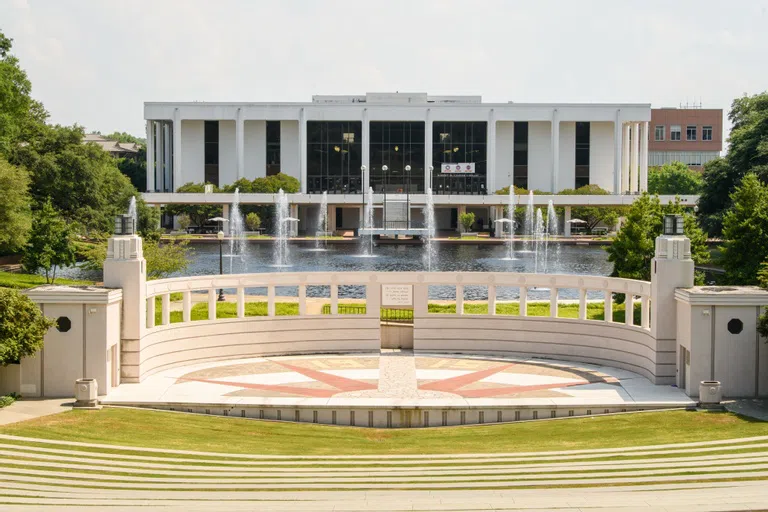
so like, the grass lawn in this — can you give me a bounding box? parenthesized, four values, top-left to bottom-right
(0, 270, 95, 290)
(0, 408, 766, 456)
(155, 301, 299, 324)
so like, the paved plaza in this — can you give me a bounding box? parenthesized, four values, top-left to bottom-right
(104, 351, 692, 409)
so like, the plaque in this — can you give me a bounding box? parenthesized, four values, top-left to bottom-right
(381, 284, 413, 306)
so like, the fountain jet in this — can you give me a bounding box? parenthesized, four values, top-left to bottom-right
(423, 187, 436, 271)
(315, 191, 328, 250)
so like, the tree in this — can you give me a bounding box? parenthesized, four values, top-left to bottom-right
(558, 184, 627, 234)
(164, 182, 222, 228)
(698, 157, 736, 236)
(103, 131, 146, 145)
(176, 214, 192, 231)
(116, 147, 146, 191)
(0, 288, 55, 366)
(0, 157, 32, 254)
(607, 193, 709, 282)
(245, 212, 261, 231)
(144, 240, 191, 280)
(459, 212, 476, 233)
(136, 197, 161, 240)
(647, 161, 704, 195)
(21, 200, 76, 284)
(719, 174, 768, 284)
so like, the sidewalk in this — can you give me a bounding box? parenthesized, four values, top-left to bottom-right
(0, 398, 73, 425)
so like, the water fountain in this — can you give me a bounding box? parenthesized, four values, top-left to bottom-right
(314, 191, 329, 251)
(523, 191, 535, 253)
(227, 188, 247, 273)
(127, 196, 138, 231)
(544, 200, 559, 273)
(274, 189, 291, 267)
(533, 208, 545, 273)
(361, 187, 375, 257)
(506, 188, 516, 260)
(423, 187, 436, 271)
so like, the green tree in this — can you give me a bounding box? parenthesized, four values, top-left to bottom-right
(698, 157, 736, 235)
(103, 131, 146, 145)
(0, 288, 55, 366)
(0, 157, 32, 254)
(245, 212, 261, 231)
(720, 174, 768, 284)
(21, 200, 76, 284)
(164, 182, 222, 228)
(558, 184, 627, 234)
(459, 212, 476, 232)
(176, 213, 192, 231)
(647, 161, 704, 195)
(144, 240, 191, 280)
(136, 197, 161, 240)
(607, 193, 709, 282)
(116, 147, 146, 191)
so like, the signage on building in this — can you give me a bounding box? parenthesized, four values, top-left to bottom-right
(441, 162, 475, 174)
(381, 284, 413, 307)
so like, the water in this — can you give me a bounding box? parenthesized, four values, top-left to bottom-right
(506, 189, 516, 260)
(361, 187, 375, 257)
(127, 196, 137, 232)
(274, 189, 291, 267)
(226, 188, 247, 273)
(524, 191, 534, 252)
(533, 209, 545, 273)
(423, 188, 436, 271)
(315, 191, 329, 250)
(544, 200, 559, 274)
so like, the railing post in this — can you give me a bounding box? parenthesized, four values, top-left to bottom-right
(182, 291, 191, 323)
(604, 290, 613, 323)
(146, 296, 155, 328)
(520, 286, 528, 317)
(366, 282, 381, 318)
(578, 288, 587, 320)
(549, 288, 558, 318)
(268, 285, 276, 317)
(456, 285, 464, 315)
(330, 284, 338, 315)
(641, 296, 650, 329)
(161, 293, 171, 325)
(237, 287, 245, 318)
(625, 294, 634, 326)
(298, 285, 307, 316)
(414, 283, 428, 317)
(488, 284, 496, 316)
(208, 288, 217, 321)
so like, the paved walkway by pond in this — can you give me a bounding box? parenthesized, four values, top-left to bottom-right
(0, 398, 72, 426)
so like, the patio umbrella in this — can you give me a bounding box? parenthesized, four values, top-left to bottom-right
(282, 217, 300, 222)
(208, 217, 229, 223)
(566, 218, 587, 224)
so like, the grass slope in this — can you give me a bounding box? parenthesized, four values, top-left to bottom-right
(1, 408, 765, 456)
(0, 270, 95, 290)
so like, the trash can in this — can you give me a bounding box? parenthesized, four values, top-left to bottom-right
(74, 378, 98, 408)
(699, 381, 722, 408)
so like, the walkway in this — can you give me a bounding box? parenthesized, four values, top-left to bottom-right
(0, 398, 72, 426)
(0, 434, 766, 509)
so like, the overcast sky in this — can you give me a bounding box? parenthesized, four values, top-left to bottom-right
(2, 0, 767, 139)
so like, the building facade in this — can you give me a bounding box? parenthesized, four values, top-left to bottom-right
(649, 108, 723, 169)
(144, 93, 651, 196)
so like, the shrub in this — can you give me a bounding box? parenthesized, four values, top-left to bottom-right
(245, 212, 261, 231)
(459, 212, 476, 232)
(0, 288, 55, 366)
(176, 213, 191, 231)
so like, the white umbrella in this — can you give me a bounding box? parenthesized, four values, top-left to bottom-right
(494, 218, 514, 224)
(282, 217, 300, 222)
(567, 218, 587, 224)
(208, 217, 229, 223)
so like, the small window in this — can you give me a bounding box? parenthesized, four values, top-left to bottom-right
(670, 125, 681, 141)
(56, 317, 72, 333)
(686, 125, 697, 141)
(702, 126, 713, 141)
(654, 125, 665, 141)
(727, 318, 743, 334)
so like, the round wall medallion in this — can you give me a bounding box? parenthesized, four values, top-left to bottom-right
(416, 274, 425, 283)
(369, 274, 378, 282)
(727, 318, 744, 335)
(56, 316, 72, 333)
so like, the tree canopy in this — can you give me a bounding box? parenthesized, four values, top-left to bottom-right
(557, 184, 627, 234)
(22, 200, 76, 284)
(0, 157, 32, 254)
(719, 174, 768, 284)
(0, 288, 55, 366)
(647, 161, 703, 195)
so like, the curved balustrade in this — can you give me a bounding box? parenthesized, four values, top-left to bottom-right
(128, 272, 666, 384)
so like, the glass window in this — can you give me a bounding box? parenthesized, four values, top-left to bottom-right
(686, 125, 697, 141)
(702, 126, 713, 141)
(575, 122, 590, 188)
(670, 125, 681, 141)
(654, 125, 665, 141)
(306, 121, 363, 194)
(430, 121, 486, 195)
(513, 122, 528, 190)
(370, 122, 425, 194)
(204, 121, 219, 186)
(266, 121, 281, 176)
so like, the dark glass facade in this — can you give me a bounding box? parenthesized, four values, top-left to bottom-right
(266, 121, 281, 176)
(431, 121, 487, 195)
(513, 122, 528, 190)
(204, 121, 219, 186)
(307, 121, 363, 194)
(370, 122, 425, 193)
(575, 122, 590, 188)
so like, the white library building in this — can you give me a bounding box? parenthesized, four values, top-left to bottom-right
(143, 92, 659, 233)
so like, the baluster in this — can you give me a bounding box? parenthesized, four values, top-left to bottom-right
(208, 288, 217, 321)
(146, 296, 155, 328)
(298, 285, 307, 316)
(182, 291, 191, 323)
(625, 294, 634, 326)
(549, 288, 558, 318)
(520, 286, 528, 317)
(456, 285, 464, 315)
(488, 284, 496, 316)
(604, 291, 613, 323)
(268, 285, 276, 317)
(578, 288, 587, 320)
(237, 287, 245, 318)
(161, 293, 170, 325)
(641, 296, 650, 329)
(330, 284, 338, 315)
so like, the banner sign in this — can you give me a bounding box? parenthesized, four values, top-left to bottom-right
(441, 162, 475, 174)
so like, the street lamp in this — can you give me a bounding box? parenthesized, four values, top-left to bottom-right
(663, 214, 684, 236)
(217, 230, 225, 301)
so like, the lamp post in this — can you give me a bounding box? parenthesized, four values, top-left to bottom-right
(429, 165, 434, 193)
(405, 164, 411, 228)
(217, 230, 225, 301)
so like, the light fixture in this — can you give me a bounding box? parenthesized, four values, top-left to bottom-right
(217, 230, 225, 240)
(663, 214, 684, 236)
(334, 146, 340, 152)
(382, 165, 389, 172)
(114, 215, 135, 236)
(429, 166, 434, 172)
(453, 147, 459, 152)
(394, 145, 399, 152)
(361, 165, 366, 172)
(405, 165, 411, 172)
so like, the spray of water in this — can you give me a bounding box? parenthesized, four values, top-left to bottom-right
(423, 187, 436, 271)
(544, 200, 558, 273)
(534, 208, 544, 273)
(274, 189, 290, 267)
(524, 191, 534, 252)
(127, 196, 138, 232)
(315, 191, 328, 250)
(362, 187, 375, 256)
(506, 188, 516, 260)
(227, 188, 247, 273)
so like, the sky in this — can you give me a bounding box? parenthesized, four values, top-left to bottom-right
(2, 0, 767, 139)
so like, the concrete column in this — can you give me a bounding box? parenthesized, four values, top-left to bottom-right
(362, 108, 370, 193)
(327, 204, 336, 235)
(236, 108, 245, 180)
(457, 205, 466, 233)
(299, 108, 307, 193)
(486, 109, 496, 193)
(613, 111, 621, 194)
(621, 123, 630, 193)
(424, 108, 432, 193)
(564, 206, 572, 237)
(651, 234, 694, 385)
(163, 122, 171, 192)
(146, 120, 154, 192)
(630, 122, 639, 193)
(640, 121, 649, 192)
(155, 121, 164, 192)
(551, 111, 559, 192)
(290, 204, 299, 237)
(222, 204, 230, 235)
(173, 108, 181, 192)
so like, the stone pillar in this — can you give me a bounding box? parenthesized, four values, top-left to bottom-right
(621, 123, 630, 193)
(424, 108, 432, 193)
(173, 108, 181, 192)
(146, 120, 154, 193)
(103, 235, 147, 383)
(236, 107, 245, 180)
(222, 204, 230, 235)
(564, 206, 572, 237)
(327, 204, 336, 236)
(290, 204, 299, 237)
(155, 121, 164, 192)
(630, 122, 639, 193)
(640, 121, 649, 192)
(487, 109, 496, 193)
(362, 108, 370, 192)
(551, 111, 559, 192)
(651, 234, 694, 385)
(613, 110, 622, 194)
(299, 108, 307, 194)
(457, 205, 466, 233)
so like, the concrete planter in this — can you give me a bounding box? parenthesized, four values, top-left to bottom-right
(74, 378, 98, 408)
(460, 232, 478, 238)
(699, 380, 722, 407)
